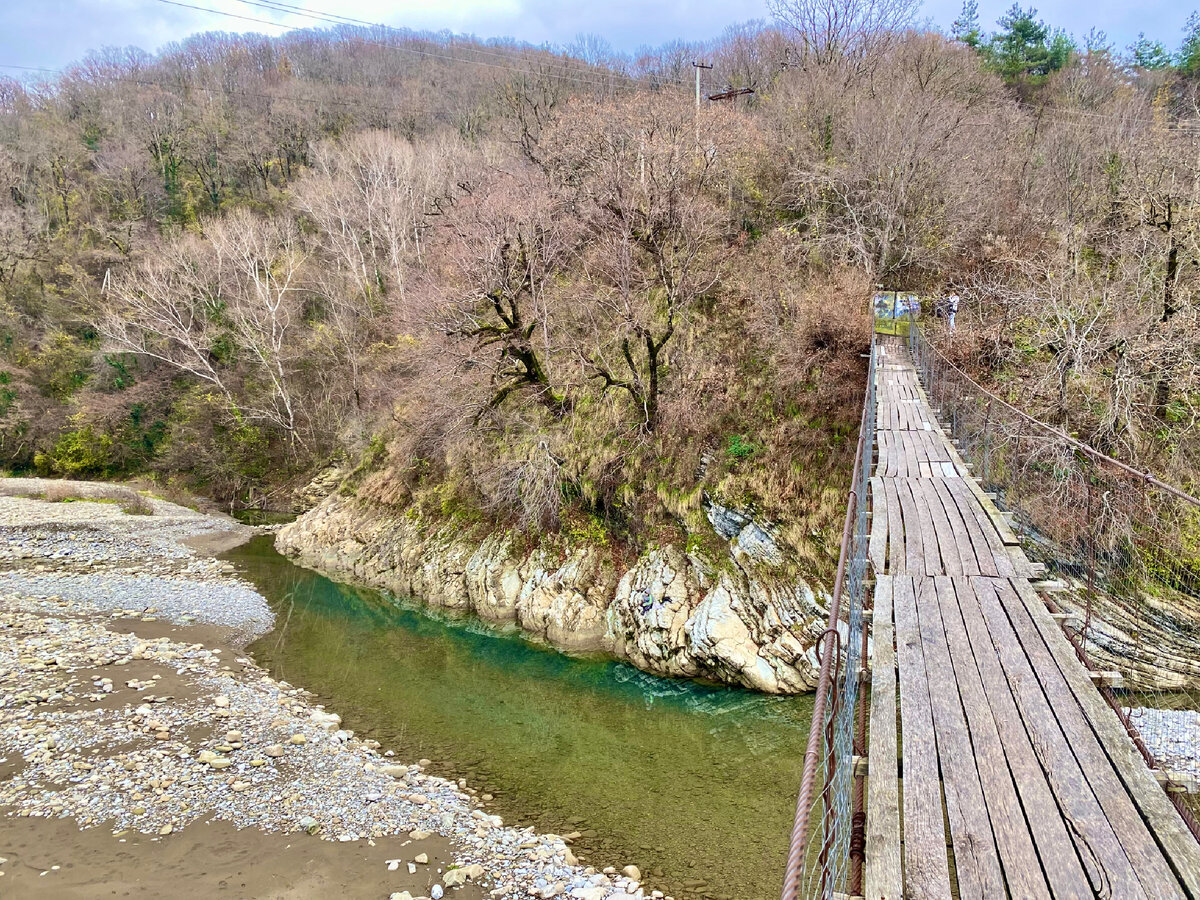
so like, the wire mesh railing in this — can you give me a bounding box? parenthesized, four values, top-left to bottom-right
(908, 319, 1200, 835)
(781, 335, 876, 900)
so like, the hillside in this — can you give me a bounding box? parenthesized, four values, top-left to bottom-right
(2, 5, 1199, 623)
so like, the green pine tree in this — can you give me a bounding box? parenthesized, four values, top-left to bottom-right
(952, 0, 983, 48)
(984, 4, 1075, 82)
(1127, 33, 1172, 70)
(1179, 11, 1200, 76)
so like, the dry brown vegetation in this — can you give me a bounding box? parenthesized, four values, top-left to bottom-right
(2, 5, 1199, 578)
(39, 482, 155, 515)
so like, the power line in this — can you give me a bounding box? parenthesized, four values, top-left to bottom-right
(151, 0, 659, 91)
(227, 0, 660, 82)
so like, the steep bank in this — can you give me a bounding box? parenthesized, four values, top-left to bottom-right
(276, 493, 827, 693)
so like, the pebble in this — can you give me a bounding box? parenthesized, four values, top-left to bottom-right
(0, 484, 655, 900)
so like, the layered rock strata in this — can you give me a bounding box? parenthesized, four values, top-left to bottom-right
(276, 495, 827, 693)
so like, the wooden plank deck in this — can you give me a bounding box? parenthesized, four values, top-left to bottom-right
(864, 339, 1200, 899)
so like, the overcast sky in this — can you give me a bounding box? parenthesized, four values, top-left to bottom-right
(0, 0, 1194, 73)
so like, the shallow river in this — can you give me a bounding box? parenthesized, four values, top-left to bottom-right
(225, 535, 813, 900)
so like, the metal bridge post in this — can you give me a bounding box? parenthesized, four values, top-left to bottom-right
(1084, 477, 1095, 657)
(981, 399, 992, 486)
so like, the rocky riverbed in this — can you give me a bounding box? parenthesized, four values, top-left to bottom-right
(0, 479, 658, 900)
(1128, 706, 1200, 782)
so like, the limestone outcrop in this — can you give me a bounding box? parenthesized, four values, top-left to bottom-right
(276, 494, 829, 693)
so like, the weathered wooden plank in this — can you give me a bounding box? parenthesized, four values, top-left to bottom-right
(945, 479, 1016, 577)
(888, 430, 904, 477)
(892, 576, 953, 899)
(926, 430, 952, 462)
(991, 578, 1185, 898)
(903, 479, 941, 577)
(931, 478, 997, 577)
(959, 468, 1021, 546)
(937, 578, 1055, 900)
(883, 478, 905, 577)
(1006, 577, 1200, 898)
(869, 476, 888, 574)
(917, 577, 1004, 899)
(970, 577, 1150, 900)
(865, 575, 902, 900)
(896, 479, 925, 576)
(1003, 546, 1037, 578)
(952, 578, 1098, 900)
(928, 477, 992, 577)
(915, 478, 966, 577)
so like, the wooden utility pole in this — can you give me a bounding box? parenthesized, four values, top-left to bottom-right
(692, 61, 712, 109)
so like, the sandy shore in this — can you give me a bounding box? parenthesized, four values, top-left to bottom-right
(0, 479, 654, 900)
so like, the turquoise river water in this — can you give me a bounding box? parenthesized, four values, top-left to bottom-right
(224, 535, 814, 900)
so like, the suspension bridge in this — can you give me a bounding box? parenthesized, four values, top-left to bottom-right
(782, 322, 1200, 900)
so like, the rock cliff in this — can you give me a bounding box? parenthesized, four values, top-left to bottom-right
(275, 494, 828, 693)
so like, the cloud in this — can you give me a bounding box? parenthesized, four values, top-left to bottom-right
(0, 0, 1192, 73)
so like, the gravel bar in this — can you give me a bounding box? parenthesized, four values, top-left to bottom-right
(0, 479, 661, 900)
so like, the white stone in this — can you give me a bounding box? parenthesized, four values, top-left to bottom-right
(443, 863, 485, 887)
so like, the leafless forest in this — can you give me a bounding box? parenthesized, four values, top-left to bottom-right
(1, 0, 1198, 573)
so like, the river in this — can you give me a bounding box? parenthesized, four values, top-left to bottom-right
(224, 534, 813, 900)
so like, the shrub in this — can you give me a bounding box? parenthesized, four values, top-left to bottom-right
(726, 434, 759, 461)
(33, 426, 116, 478)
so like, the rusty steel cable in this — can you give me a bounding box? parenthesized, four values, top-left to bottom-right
(780, 336, 876, 900)
(909, 317, 1200, 839)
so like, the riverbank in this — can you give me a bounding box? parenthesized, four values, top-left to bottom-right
(278, 493, 825, 694)
(0, 479, 654, 900)
(234, 534, 810, 900)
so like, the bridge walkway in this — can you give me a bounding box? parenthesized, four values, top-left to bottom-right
(863, 340, 1200, 900)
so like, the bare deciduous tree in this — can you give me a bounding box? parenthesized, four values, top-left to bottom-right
(543, 95, 743, 432)
(768, 0, 920, 66)
(102, 210, 309, 448)
(431, 168, 577, 418)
